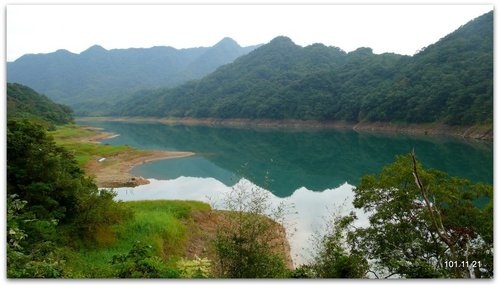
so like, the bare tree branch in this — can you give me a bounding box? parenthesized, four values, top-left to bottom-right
(410, 149, 459, 277)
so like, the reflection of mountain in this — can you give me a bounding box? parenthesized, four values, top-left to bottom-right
(131, 156, 239, 187)
(81, 121, 493, 198)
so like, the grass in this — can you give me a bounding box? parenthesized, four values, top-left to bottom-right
(49, 124, 98, 140)
(62, 142, 130, 166)
(49, 125, 215, 277)
(49, 125, 132, 166)
(66, 200, 212, 278)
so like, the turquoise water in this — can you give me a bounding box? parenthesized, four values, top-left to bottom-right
(83, 121, 492, 197)
(80, 120, 493, 264)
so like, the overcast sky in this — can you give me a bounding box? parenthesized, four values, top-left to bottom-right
(6, 4, 494, 62)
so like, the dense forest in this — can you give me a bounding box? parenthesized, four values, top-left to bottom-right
(7, 118, 493, 278)
(6, 119, 129, 277)
(5, 10, 494, 279)
(5, 84, 493, 278)
(7, 83, 74, 126)
(114, 11, 492, 126)
(7, 38, 259, 115)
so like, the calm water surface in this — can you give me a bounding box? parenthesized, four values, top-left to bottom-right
(79, 120, 493, 264)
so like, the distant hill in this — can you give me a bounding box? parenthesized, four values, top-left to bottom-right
(7, 38, 259, 115)
(7, 83, 73, 125)
(115, 11, 492, 126)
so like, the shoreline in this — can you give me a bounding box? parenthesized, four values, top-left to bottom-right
(77, 116, 493, 141)
(85, 150, 195, 188)
(69, 125, 195, 188)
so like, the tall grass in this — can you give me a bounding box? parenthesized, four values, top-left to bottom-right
(66, 200, 211, 278)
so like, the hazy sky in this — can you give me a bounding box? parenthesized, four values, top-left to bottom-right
(6, 4, 494, 62)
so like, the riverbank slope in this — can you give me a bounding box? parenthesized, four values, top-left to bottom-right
(66, 200, 293, 277)
(78, 117, 493, 140)
(50, 125, 194, 188)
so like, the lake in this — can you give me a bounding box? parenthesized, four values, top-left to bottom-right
(79, 120, 493, 265)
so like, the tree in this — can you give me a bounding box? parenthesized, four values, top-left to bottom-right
(7, 83, 73, 127)
(7, 194, 68, 278)
(6, 119, 133, 277)
(310, 213, 369, 278)
(348, 151, 492, 278)
(212, 179, 290, 278)
(7, 119, 83, 228)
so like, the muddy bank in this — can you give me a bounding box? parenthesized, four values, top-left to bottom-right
(78, 117, 493, 140)
(73, 125, 195, 188)
(85, 150, 194, 188)
(352, 121, 493, 140)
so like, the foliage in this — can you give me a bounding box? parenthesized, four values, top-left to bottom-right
(177, 257, 212, 278)
(116, 200, 209, 256)
(49, 124, 138, 166)
(65, 200, 211, 278)
(310, 213, 369, 278)
(6, 119, 133, 277)
(7, 194, 69, 278)
(115, 11, 492, 126)
(73, 189, 133, 244)
(111, 241, 179, 278)
(289, 265, 316, 278)
(7, 119, 131, 237)
(348, 152, 493, 278)
(213, 179, 290, 278)
(7, 119, 85, 224)
(7, 83, 73, 127)
(7, 38, 258, 116)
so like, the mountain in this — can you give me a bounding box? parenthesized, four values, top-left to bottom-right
(115, 11, 492, 126)
(7, 83, 73, 125)
(7, 38, 259, 115)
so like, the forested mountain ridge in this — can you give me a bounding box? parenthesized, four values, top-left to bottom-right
(7, 38, 259, 115)
(115, 11, 492, 126)
(7, 83, 73, 125)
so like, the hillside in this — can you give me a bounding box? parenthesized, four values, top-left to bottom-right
(7, 38, 259, 115)
(115, 11, 492, 127)
(7, 82, 73, 125)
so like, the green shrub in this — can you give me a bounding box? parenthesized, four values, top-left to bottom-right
(111, 241, 179, 278)
(213, 180, 290, 278)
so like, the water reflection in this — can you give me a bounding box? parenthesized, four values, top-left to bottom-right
(130, 156, 239, 186)
(87, 120, 493, 266)
(82, 121, 493, 198)
(114, 177, 368, 266)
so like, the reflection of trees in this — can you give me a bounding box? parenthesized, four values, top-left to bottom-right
(131, 156, 239, 187)
(81, 121, 493, 198)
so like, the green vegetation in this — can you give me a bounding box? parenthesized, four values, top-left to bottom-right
(213, 181, 290, 278)
(66, 200, 211, 278)
(6, 74, 493, 278)
(4, 90, 130, 167)
(49, 124, 99, 140)
(6, 119, 131, 278)
(7, 83, 73, 127)
(110, 241, 179, 278)
(115, 11, 492, 127)
(304, 152, 493, 278)
(308, 214, 369, 278)
(6, 121, 281, 278)
(7, 120, 492, 278)
(5, 117, 218, 278)
(8, 12, 492, 125)
(49, 125, 131, 166)
(7, 38, 258, 116)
